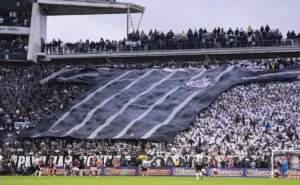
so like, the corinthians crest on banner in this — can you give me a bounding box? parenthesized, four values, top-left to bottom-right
(184, 76, 216, 89)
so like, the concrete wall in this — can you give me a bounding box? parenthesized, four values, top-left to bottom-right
(27, 3, 47, 63)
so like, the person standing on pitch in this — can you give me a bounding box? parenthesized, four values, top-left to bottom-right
(64, 157, 72, 176)
(97, 158, 104, 176)
(140, 159, 150, 176)
(78, 156, 86, 176)
(89, 155, 98, 177)
(195, 154, 203, 180)
(34, 157, 44, 177)
(48, 157, 56, 176)
(72, 159, 79, 176)
(281, 159, 288, 178)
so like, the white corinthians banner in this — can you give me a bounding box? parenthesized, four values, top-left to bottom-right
(0, 26, 30, 35)
(10, 154, 300, 169)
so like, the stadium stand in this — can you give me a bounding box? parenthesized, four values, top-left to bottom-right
(43, 25, 300, 54)
(0, 59, 300, 175)
(0, 35, 28, 54)
(0, 10, 31, 27)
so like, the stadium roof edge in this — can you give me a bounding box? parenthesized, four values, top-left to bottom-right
(37, 0, 145, 15)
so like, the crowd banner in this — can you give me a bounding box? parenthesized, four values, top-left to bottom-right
(15, 122, 30, 129)
(11, 155, 300, 169)
(36, 167, 300, 178)
(0, 26, 30, 35)
(20, 66, 300, 141)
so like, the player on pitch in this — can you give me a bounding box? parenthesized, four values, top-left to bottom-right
(195, 154, 204, 180)
(64, 156, 72, 176)
(79, 156, 86, 176)
(281, 159, 288, 178)
(273, 161, 280, 178)
(72, 158, 80, 176)
(140, 159, 150, 176)
(89, 155, 98, 177)
(34, 157, 44, 177)
(210, 159, 220, 178)
(97, 157, 104, 176)
(48, 157, 56, 176)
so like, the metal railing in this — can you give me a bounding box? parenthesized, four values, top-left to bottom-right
(42, 39, 300, 55)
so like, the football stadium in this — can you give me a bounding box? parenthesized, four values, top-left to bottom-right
(1, 0, 300, 185)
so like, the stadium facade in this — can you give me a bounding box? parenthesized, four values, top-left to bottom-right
(1, 0, 300, 63)
(0, 0, 145, 63)
(0, 0, 32, 61)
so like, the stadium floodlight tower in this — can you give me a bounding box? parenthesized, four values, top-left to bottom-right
(27, 0, 145, 63)
(271, 150, 300, 178)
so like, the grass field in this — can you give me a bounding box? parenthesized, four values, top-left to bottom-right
(0, 176, 299, 185)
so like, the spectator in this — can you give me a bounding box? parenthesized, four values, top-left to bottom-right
(0, 60, 299, 171)
(167, 159, 173, 167)
(220, 160, 226, 168)
(43, 25, 297, 54)
(265, 25, 270, 33)
(174, 159, 179, 167)
(0, 35, 28, 53)
(250, 161, 256, 168)
(0, 10, 31, 27)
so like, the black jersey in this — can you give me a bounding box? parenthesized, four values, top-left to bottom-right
(79, 159, 85, 169)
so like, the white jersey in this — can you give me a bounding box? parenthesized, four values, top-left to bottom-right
(34, 158, 39, 166)
(0, 155, 3, 162)
(195, 154, 203, 166)
(142, 160, 150, 168)
(65, 159, 72, 166)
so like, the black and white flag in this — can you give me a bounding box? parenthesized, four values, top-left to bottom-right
(20, 65, 300, 141)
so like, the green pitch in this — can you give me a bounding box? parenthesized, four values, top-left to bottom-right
(0, 176, 298, 185)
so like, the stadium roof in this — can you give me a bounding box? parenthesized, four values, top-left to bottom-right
(38, 0, 145, 15)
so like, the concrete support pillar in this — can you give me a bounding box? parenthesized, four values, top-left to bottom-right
(27, 3, 47, 63)
(127, 5, 130, 39)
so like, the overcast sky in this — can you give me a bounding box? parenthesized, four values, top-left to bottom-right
(47, 0, 300, 42)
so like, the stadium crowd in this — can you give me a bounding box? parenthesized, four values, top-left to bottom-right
(43, 25, 300, 54)
(0, 35, 28, 54)
(176, 81, 300, 156)
(0, 10, 31, 27)
(0, 58, 300, 174)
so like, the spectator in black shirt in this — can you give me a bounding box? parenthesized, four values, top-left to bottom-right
(265, 25, 270, 33)
(194, 30, 198, 41)
(199, 28, 203, 40)
(260, 25, 264, 33)
(291, 30, 296, 38)
(287, 31, 291, 39)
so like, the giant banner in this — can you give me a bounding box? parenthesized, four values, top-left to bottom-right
(11, 154, 300, 169)
(20, 66, 300, 141)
